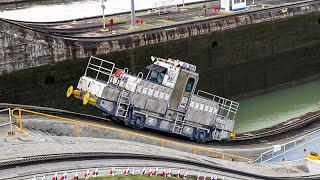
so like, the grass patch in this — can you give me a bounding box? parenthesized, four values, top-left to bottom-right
(136, 11, 154, 17)
(99, 16, 127, 24)
(158, 19, 175, 25)
(122, 23, 154, 31)
(183, 3, 203, 9)
(192, 16, 205, 20)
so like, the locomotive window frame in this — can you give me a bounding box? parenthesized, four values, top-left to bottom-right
(185, 77, 195, 92)
(148, 70, 166, 85)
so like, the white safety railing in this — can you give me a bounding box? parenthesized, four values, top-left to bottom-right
(152, 0, 178, 15)
(255, 128, 320, 163)
(0, 108, 13, 134)
(197, 90, 239, 121)
(84, 56, 115, 84)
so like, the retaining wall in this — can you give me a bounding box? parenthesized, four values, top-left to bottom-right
(0, 2, 319, 111)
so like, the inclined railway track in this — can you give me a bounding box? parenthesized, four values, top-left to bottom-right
(1, 152, 318, 179)
(0, 152, 274, 179)
(234, 111, 320, 141)
(1, 103, 320, 144)
(0, 104, 319, 179)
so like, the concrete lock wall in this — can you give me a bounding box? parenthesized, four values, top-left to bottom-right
(0, 3, 319, 114)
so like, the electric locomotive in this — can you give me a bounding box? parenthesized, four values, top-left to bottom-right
(66, 56, 239, 142)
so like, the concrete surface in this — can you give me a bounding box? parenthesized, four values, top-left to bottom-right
(257, 129, 320, 163)
(17, 114, 320, 160)
(1, 113, 320, 178)
(0, 134, 320, 179)
(0, 159, 244, 180)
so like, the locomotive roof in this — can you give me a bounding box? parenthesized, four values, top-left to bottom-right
(150, 56, 197, 72)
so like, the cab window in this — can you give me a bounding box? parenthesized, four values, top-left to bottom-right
(185, 78, 195, 92)
(148, 70, 165, 85)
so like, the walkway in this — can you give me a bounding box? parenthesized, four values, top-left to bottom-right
(256, 129, 320, 163)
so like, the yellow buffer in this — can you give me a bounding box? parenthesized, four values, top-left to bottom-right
(66, 86, 80, 97)
(306, 152, 320, 160)
(83, 93, 97, 105)
(230, 131, 235, 140)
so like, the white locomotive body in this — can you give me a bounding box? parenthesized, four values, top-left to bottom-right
(67, 56, 239, 142)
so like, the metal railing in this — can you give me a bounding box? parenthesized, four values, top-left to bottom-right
(0, 108, 13, 134)
(255, 128, 320, 163)
(11, 108, 252, 163)
(84, 56, 115, 84)
(152, 0, 178, 15)
(197, 90, 239, 121)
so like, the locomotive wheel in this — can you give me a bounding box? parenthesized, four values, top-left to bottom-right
(134, 116, 145, 129)
(194, 130, 206, 143)
(129, 115, 145, 129)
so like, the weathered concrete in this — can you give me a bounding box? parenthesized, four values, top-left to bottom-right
(0, 1, 319, 75)
(16, 115, 317, 160)
(21, 116, 237, 160)
(0, 134, 319, 178)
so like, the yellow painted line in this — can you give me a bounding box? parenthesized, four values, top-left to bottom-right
(11, 108, 253, 162)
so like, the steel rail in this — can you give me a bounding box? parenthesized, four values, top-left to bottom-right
(1, 103, 320, 144)
(0, 103, 108, 121)
(10, 107, 253, 162)
(0, 152, 272, 179)
(234, 111, 320, 141)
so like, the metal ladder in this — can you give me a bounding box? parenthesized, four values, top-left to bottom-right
(115, 89, 132, 118)
(172, 113, 186, 134)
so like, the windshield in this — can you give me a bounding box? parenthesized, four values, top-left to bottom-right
(148, 70, 165, 84)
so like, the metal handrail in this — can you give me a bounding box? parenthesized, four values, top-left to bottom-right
(84, 56, 115, 84)
(255, 127, 320, 163)
(11, 108, 252, 163)
(0, 108, 13, 134)
(196, 90, 239, 121)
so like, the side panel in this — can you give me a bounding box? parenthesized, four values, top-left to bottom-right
(186, 95, 219, 126)
(132, 79, 172, 115)
(101, 86, 120, 101)
(77, 76, 107, 97)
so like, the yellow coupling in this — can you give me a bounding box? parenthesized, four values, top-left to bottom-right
(306, 152, 320, 160)
(230, 131, 235, 140)
(66, 86, 81, 97)
(83, 93, 97, 105)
